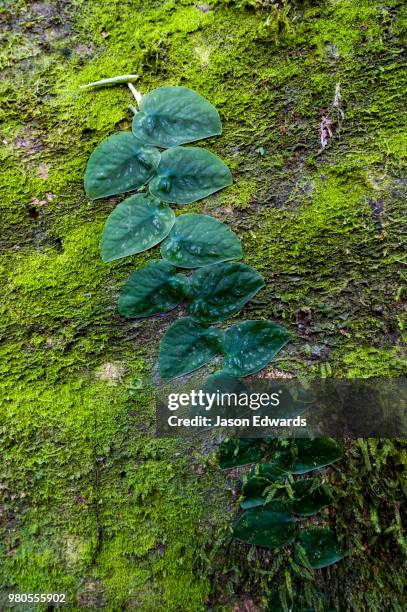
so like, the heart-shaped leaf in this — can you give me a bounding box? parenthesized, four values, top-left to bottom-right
(240, 463, 289, 509)
(84, 132, 160, 200)
(192, 372, 249, 424)
(118, 261, 262, 322)
(203, 371, 249, 396)
(187, 262, 264, 323)
(158, 317, 219, 379)
(160, 213, 242, 268)
(219, 438, 268, 469)
(242, 474, 332, 513)
(221, 320, 291, 376)
(296, 528, 344, 569)
(240, 495, 269, 511)
(100, 194, 175, 262)
(289, 479, 333, 516)
(286, 439, 342, 475)
(132, 86, 222, 148)
(118, 260, 184, 318)
(233, 501, 296, 548)
(149, 147, 233, 204)
(160, 318, 293, 380)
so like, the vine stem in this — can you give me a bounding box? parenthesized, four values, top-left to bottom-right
(79, 74, 139, 89)
(127, 82, 143, 106)
(79, 74, 143, 113)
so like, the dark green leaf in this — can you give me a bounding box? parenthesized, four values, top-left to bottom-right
(118, 261, 262, 322)
(149, 147, 233, 204)
(198, 372, 249, 421)
(288, 439, 342, 474)
(118, 260, 184, 318)
(158, 317, 219, 379)
(233, 501, 296, 548)
(240, 496, 268, 511)
(160, 213, 242, 268)
(222, 320, 291, 376)
(289, 479, 333, 516)
(132, 86, 222, 148)
(203, 371, 248, 396)
(100, 194, 175, 262)
(187, 262, 264, 323)
(240, 463, 289, 509)
(84, 132, 160, 200)
(296, 528, 344, 569)
(219, 438, 267, 469)
(188, 372, 246, 425)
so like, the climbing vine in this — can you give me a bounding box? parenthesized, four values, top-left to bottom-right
(82, 78, 345, 608)
(83, 79, 289, 381)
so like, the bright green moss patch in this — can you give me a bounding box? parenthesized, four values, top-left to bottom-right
(0, 374, 219, 610)
(341, 347, 407, 377)
(1, 0, 406, 609)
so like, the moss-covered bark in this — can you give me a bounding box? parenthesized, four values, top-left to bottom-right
(0, 0, 406, 610)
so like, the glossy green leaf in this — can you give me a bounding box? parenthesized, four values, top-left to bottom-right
(240, 495, 268, 511)
(233, 501, 296, 548)
(84, 132, 160, 200)
(219, 438, 267, 469)
(196, 372, 249, 422)
(187, 262, 264, 323)
(118, 260, 184, 318)
(203, 371, 248, 396)
(118, 261, 262, 323)
(221, 320, 291, 376)
(160, 213, 242, 268)
(158, 317, 219, 380)
(132, 86, 222, 148)
(289, 479, 333, 516)
(288, 438, 342, 474)
(100, 194, 175, 262)
(149, 147, 233, 205)
(297, 528, 344, 569)
(240, 463, 289, 509)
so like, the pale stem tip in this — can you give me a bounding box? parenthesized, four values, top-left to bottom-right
(127, 82, 143, 105)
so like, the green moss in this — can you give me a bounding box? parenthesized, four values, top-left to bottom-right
(0, 375, 220, 610)
(341, 347, 406, 377)
(1, 0, 406, 609)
